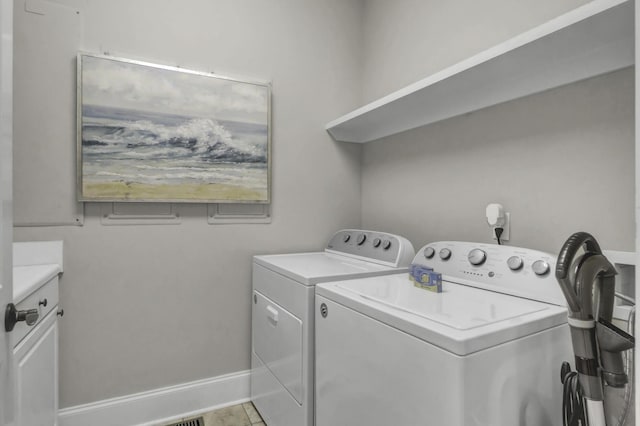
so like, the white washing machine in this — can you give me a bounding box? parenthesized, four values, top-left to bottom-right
(251, 229, 415, 426)
(315, 241, 573, 426)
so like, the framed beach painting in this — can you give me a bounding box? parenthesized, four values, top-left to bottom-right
(77, 53, 271, 203)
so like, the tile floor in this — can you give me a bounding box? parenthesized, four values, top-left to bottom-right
(197, 402, 265, 426)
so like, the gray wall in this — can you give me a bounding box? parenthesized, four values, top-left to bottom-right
(359, 0, 634, 255)
(13, 0, 363, 408)
(359, 0, 591, 103)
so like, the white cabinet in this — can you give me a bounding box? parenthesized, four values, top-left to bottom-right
(11, 267, 61, 426)
(14, 309, 58, 426)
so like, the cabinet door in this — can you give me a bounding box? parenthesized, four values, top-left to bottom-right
(14, 311, 58, 426)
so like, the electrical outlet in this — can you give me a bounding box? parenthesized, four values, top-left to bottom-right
(492, 212, 510, 242)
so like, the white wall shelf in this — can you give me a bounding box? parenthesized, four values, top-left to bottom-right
(326, 0, 634, 143)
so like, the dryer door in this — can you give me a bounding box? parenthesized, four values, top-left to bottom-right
(252, 290, 303, 403)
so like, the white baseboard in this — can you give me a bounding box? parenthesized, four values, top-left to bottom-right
(58, 370, 251, 426)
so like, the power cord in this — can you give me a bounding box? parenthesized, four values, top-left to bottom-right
(560, 361, 586, 426)
(494, 227, 504, 245)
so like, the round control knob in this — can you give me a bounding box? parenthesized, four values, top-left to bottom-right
(343, 234, 351, 243)
(423, 247, 435, 259)
(382, 240, 392, 250)
(356, 234, 367, 245)
(532, 260, 550, 276)
(439, 248, 452, 260)
(467, 249, 486, 266)
(373, 238, 382, 248)
(507, 256, 524, 271)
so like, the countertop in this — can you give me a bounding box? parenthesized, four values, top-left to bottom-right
(13, 264, 62, 304)
(12, 240, 63, 303)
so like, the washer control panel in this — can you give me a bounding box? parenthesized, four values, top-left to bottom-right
(326, 229, 415, 267)
(415, 241, 564, 306)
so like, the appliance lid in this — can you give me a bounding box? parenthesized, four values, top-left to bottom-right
(253, 252, 408, 285)
(316, 274, 568, 355)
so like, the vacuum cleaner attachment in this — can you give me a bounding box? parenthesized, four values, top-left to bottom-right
(597, 318, 634, 388)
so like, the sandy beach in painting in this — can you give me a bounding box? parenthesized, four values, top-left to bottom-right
(83, 181, 265, 202)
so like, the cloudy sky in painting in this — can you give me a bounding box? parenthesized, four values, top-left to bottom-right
(81, 55, 269, 124)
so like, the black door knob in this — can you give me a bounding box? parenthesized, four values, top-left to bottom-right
(5, 303, 39, 332)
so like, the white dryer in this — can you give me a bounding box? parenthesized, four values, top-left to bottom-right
(251, 229, 415, 426)
(315, 241, 573, 426)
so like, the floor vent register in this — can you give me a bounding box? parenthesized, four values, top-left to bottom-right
(165, 416, 204, 426)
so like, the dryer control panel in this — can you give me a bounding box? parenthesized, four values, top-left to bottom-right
(325, 229, 415, 268)
(416, 241, 565, 306)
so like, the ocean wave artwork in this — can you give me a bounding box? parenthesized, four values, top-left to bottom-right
(78, 54, 270, 202)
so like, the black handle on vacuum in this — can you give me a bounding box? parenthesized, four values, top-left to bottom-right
(555, 232, 603, 280)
